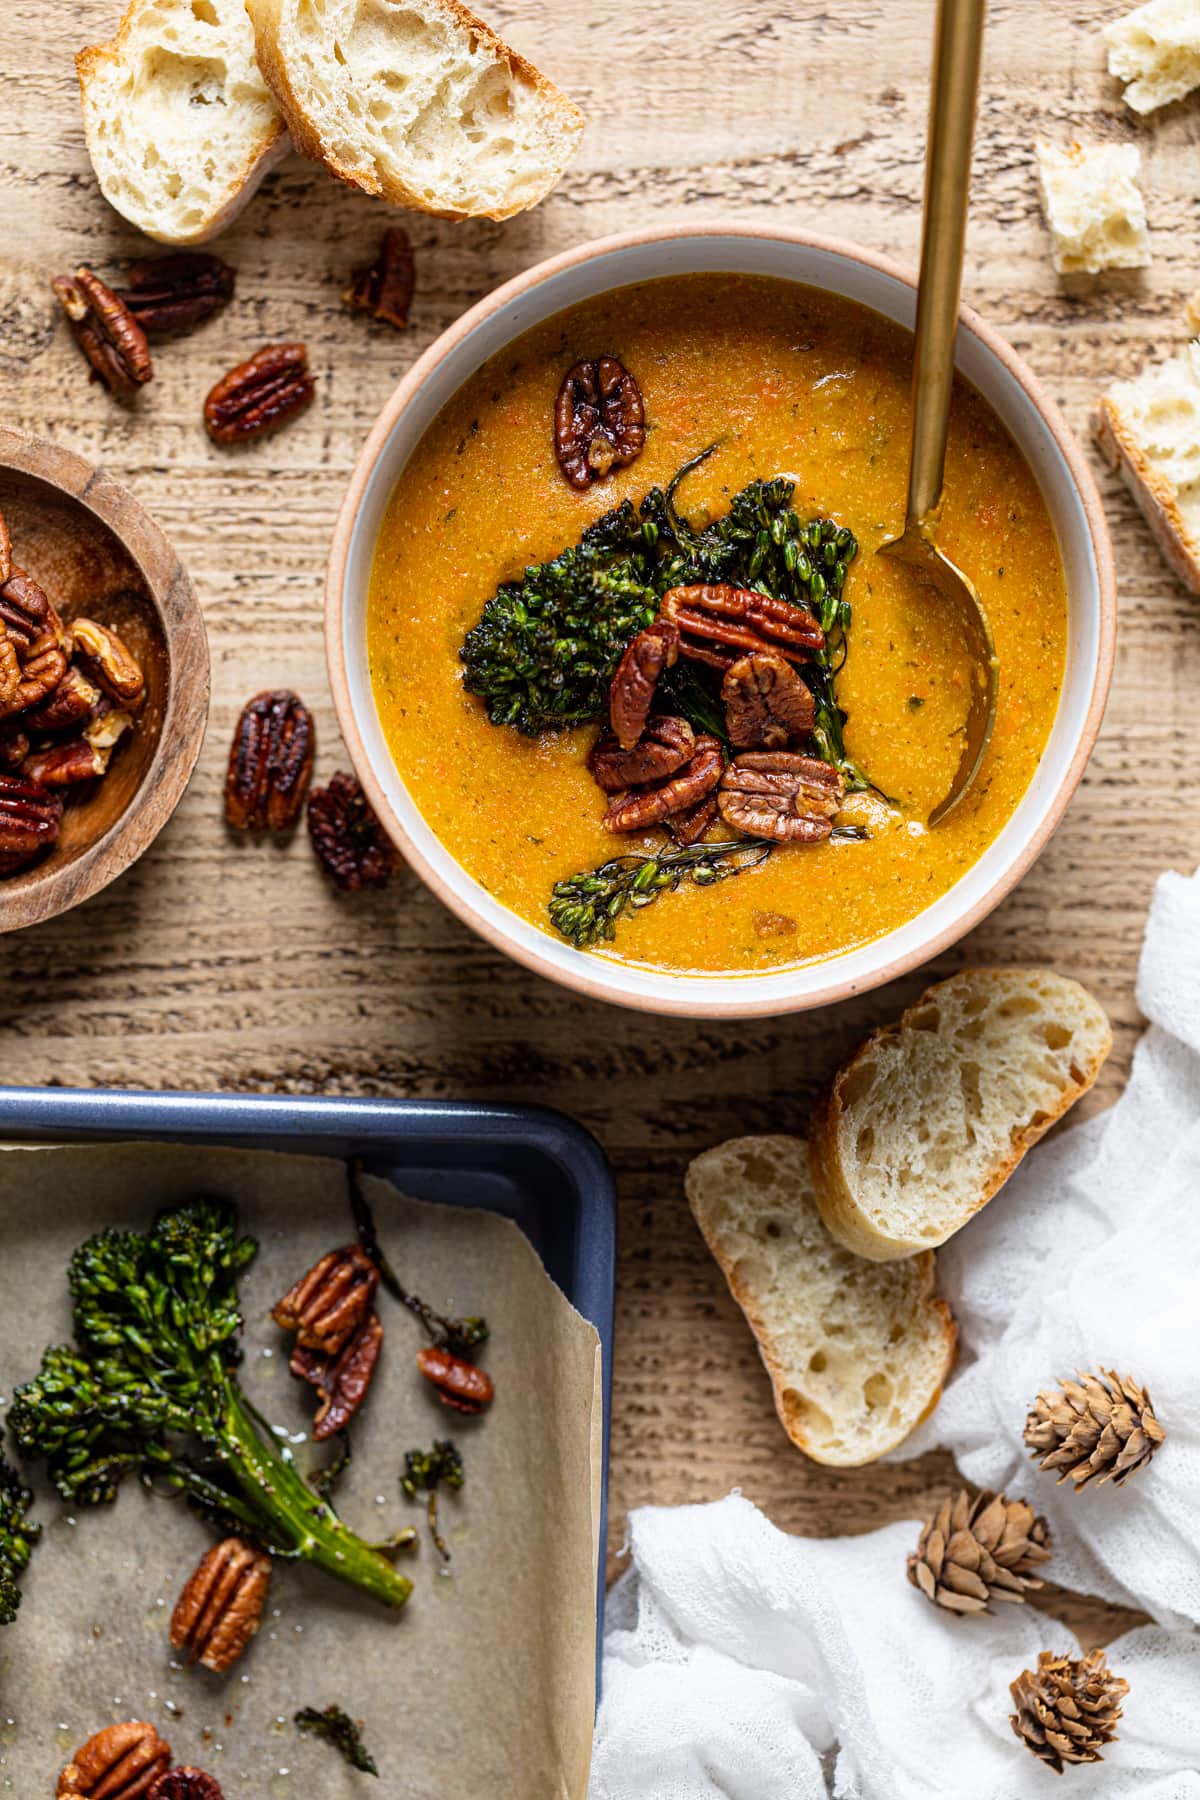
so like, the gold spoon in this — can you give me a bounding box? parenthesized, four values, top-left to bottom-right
(881, 0, 998, 825)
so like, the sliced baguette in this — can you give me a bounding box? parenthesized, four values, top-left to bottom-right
(246, 0, 584, 221)
(77, 0, 288, 245)
(1034, 139, 1150, 275)
(686, 1135, 956, 1467)
(809, 970, 1112, 1263)
(1095, 338, 1200, 596)
(1104, 0, 1200, 116)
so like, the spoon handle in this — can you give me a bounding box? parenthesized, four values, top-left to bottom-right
(906, 0, 986, 532)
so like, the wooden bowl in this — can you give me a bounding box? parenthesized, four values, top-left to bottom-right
(0, 427, 209, 932)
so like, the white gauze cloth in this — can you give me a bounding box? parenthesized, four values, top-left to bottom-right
(902, 863, 1200, 1629)
(589, 1494, 1200, 1800)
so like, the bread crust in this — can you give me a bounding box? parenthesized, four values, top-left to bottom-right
(1094, 395, 1200, 596)
(76, 2, 288, 245)
(809, 968, 1113, 1262)
(246, 0, 584, 222)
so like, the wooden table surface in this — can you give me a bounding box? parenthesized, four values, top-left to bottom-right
(3, 0, 1198, 1650)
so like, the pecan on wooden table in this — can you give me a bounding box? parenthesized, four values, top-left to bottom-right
(0, 771, 62, 872)
(609, 618, 680, 750)
(170, 1536, 272, 1674)
(417, 1344, 495, 1415)
(51, 267, 153, 398)
(344, 226, 416, 330)
(117, 253, 235, 337)
(660, 583, 826, 671)
(603, 734, 725, 834)
(554, 355, 645, 489)
(57, 1721, 171, 1798)
(306, 771, 397, 890)
(204, 343, 315, 445)
(148, 1770, 225, 1800)
(722, 650, 816, 749)
(224, 690, 314, 832)
(588, 714, 695, 791)
(718, 751, 844, 843)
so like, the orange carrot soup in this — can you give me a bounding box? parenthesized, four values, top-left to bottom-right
(367, 274, 1067, 974)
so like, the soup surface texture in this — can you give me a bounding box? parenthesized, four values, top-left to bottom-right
(368, 274, 1067, 974)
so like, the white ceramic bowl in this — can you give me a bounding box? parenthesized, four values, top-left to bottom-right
(327, 224, 1116, 1018)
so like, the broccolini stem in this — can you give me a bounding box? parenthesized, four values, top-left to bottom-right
(219, 1381, 412, 1608)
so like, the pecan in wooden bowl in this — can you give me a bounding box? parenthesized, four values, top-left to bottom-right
(0, 426, 208, 932)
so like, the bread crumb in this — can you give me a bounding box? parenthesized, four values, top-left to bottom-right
(1034, 139, 1150, 275)
(1104, 0, 1200, 115)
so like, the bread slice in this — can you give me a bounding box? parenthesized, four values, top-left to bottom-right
(1034, 139, 1150, 275)
(77, 0, 288, 245)
(809, 970, 1112, 1263)
(1104, 0, 1200, 115)
(245, 0, 584, 221)
(686, 1135, 956, 1466)
(1095, 338, 1200, 595)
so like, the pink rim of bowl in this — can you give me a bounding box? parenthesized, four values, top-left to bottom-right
(326, 223, 1116, 1019)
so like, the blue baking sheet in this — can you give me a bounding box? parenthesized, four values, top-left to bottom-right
(0, 1085, 616, 1670)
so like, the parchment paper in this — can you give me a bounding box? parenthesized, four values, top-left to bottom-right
(0, 1143, 602, 1798)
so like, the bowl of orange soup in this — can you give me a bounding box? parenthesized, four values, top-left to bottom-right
(326, 225, 1115, 1017)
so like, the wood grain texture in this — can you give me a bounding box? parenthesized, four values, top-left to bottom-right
(3, 0, 1197, 1651)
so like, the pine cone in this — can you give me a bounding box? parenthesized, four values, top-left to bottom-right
(1024, 1369, 1165, 1490)
(907, 1488, 1051, 1615)
(1009, 1648, 1129, 1773)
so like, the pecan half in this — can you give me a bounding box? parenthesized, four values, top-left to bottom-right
(718, 751, 845, 843)
(57, 1722, 171, 1798)
(660, 584, 826, 671)
(554, 356, 645, 489)
(0, 771, 63, 872)
(148, 1771, 225, 1800)
(225, 690, 314, 831)
(417, 1345, 495, 1415)
(23, 664, 101, 732)
(0, 635, 68, 719)
(0, 509, 10, 586)
(307, 771, 396, 890)
(117, 252, 235, 336)
(292, 1311, 384, 1439)
(668, 791, 720, 846)
(0, 638, 17, 709)
(0, 565, 50, 651)
(204, 343, 315, 445)
(603, 734, 725, 834)
(51, 268, 153, 398)
(723, 651, 816, 749)
(609, 619, 680, 751)
(71, 618, 145, 707)
(273, 1245, 378, 1354)
(343, 227, 415, 330)
(169, 1536, 272, 1674)
(588, 715, 695, 792)
(23, 738, 105, 787)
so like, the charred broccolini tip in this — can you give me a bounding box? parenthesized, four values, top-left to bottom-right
(549, 837, 774, 950)
(402, 1439, 464, 1561)
(349, 1164, 488, 1359)
(295, 1705, 379, 1776)
(0, 1451, 40, 1626)
(7, 1197, 411, 1611)
(459, 452, 867, 784)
